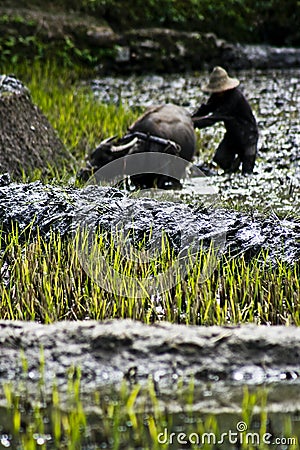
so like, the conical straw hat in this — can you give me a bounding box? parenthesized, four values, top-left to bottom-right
(202, 66, 240, 93)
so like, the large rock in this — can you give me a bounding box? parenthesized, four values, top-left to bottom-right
(0, 75, 70, 178)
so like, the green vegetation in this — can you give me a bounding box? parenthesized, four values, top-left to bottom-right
(89, 0, 300, 45)
(0, 61, 299, 449)
(0, 61, 298, 326)
(0, 0, 299, 69)
(2, 0, 300, 45)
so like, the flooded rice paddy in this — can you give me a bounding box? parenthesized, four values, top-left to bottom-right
(90, 69, 300, 216)
(0, 69, 299, 448)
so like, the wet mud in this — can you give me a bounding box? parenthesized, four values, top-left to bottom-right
(0, 69, 299, 439)
(0, 75, 70, 178)
(89, 69, 300, 216)
(0, 174, 299, 265)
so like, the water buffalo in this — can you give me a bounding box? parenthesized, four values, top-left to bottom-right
(78, 103, 197, 188)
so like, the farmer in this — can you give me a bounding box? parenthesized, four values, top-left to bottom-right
(192, 66, 258, 174)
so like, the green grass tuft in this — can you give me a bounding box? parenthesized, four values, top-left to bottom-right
(0, 224, 299, 325)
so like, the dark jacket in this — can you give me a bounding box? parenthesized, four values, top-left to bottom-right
(192, 88, 258, 148)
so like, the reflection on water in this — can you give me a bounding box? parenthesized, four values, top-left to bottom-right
(0, 379, 300, 449)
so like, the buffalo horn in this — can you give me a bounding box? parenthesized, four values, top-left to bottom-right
(111, 136, 138, 153)
(99, 135, 118, 145)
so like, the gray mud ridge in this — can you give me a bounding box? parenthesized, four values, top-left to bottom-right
(0, 174, 299, 264)
(1, 319, 300, 410)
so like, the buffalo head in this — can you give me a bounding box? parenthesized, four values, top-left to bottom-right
(78, 104, 196, 188)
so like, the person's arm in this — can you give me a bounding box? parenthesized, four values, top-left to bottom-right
(192, 93, 232, 128)
(191, 103, 211, 117)
(192, 110, 236, 129)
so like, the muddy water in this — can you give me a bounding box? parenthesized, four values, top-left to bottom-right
(90, 69, 300, 216)
(0, 320, 300, 448)
(82, 70, 300, 446)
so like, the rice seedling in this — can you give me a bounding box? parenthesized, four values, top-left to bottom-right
(0, 222, 299, 326)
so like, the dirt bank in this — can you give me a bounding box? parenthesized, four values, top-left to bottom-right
(0, 75, 71, 178)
